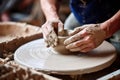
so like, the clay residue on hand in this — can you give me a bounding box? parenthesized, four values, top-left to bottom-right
(45, 30, 58, 47)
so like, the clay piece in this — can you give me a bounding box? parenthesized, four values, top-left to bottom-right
(51, 30, 74, 55)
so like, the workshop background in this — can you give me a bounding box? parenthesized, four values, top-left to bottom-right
(0, 0, 70, 26)
(0, 0, 120, 80)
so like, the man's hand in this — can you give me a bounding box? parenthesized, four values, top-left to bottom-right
(64, 24, 106, 52)
(41, 19, 63, 47)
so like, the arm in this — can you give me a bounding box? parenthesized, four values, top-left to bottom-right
(64, 10, 120, 52)
(40, 0, 61, 20)
(100, 10, 120, 38)
(40, 0, 63, 47)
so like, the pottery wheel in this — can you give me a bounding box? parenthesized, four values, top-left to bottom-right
(14, 39, 116, 75)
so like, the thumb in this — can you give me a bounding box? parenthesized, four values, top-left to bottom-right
(58, 21, 64, 32)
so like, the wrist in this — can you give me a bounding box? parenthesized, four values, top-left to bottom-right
(45, 9, 59, 21)
(100, 21, 111, 39)
(46, 15, 59, 21)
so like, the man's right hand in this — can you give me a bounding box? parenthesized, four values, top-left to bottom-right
(64, 24, 106, 52)
(41, 19, 64, 47)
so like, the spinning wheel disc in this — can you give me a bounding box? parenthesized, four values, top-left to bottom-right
(14, 39, 116, 75)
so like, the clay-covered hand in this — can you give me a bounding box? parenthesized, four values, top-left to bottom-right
(64, 24, 106, 52)
(41, 19, 63, 47)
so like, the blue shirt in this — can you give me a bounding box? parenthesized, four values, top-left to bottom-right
(70, 0, 120, 25)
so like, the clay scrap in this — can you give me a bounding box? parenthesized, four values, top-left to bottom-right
(0, 22, 42, 55)
(0, 61, 61, 80)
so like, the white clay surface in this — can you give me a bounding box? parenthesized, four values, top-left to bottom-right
(14, 39, 117, 75)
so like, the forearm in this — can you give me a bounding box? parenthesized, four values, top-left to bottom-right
(101, 10, 120, 38)
(40, 0, 61, 20)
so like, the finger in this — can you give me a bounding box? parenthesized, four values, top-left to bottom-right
(64, 30, 88, 45)
(80, 42, 95, 52)
(54, 35, 58, 46)
(70, 27, 83, 36)
(68, 40, 94, 52)
(76, 36, 92, 47)
(41, 27, 48, 42)
(47, 23, 54, 33)
(52, 22, 59, 34)
(70, 45, 93, 52)
(70, 24, 93, 36)
(58, 21, 64, 32)
(48, 30, 58, 47)
(69, 45, 83, 52)
(65, 39, 85, 49)
(80, 47, 93, 52)
(41, 25, 49, 37)
(65, 34, 93, 49)
(44, 40, 50, 47)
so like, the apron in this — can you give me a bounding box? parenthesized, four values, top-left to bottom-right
(70, 0, 120, 24)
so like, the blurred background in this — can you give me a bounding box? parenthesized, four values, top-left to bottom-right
(0, 0, 70, 26)
(0, 0, 120, 80)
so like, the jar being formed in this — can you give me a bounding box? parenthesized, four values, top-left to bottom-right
(51, 30, 72, 55)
